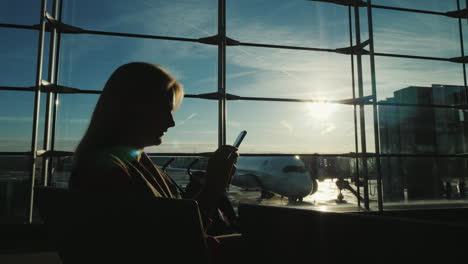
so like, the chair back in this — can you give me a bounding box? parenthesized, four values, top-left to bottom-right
(36, 186, 210, 264)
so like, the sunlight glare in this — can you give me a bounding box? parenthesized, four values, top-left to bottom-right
(305, 102, 337, 120)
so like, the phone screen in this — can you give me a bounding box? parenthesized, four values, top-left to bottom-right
(233, 130, 247, 148)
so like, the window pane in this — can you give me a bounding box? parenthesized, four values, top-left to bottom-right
(381, 157, 468, 204)
(54, 94, 98, 152)
(375, 57, 464, 102)
(227, 0, 349, 48)
(232, 155, 360, 210)
(0, 0, 41, 25)
(0, 91, 35, 152)
(49, 156, 73, 189)
(0, 155, 30, 223)
(0, 28, 37, 88)
(59, 34, 217, 93)
(62, 0, 216, 38)
(379, 105, 468, 155)
(146, 98, 218, 153)
(227, 47, 353, 100)
(373, 9, 460, 58)
(55, 96, 218, 154)
(373, 0, 457, 12)
(227, 101, 356, 154)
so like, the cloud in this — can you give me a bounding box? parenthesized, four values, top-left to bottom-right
(321, 123, 336, 135)
(177, 113, 198, 126)
(280, 120, 294, 134)
(228, 121, 241, 127)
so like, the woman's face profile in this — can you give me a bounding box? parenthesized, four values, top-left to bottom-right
(140, 88, 176, 147)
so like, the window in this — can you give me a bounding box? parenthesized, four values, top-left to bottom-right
(1, 0, 468, 224)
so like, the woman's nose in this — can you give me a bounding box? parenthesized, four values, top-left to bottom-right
(168, 113, 175, 128)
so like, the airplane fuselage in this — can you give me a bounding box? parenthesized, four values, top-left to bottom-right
(231, 156, 315, 200)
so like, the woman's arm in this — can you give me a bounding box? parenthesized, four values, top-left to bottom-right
(188, 145, 238, 224)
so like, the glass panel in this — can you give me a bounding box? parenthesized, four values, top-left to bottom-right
(227, 47, 353, 100)
(227, 101, 356, 154)
(0, 28, 37, 88)
(381, 157, 468, 205)
(54, 94, 98, 152)
(227, 0, 349, 48)
(231, 155, 360, 211)
(62, 0, 216, 38)
(149, 154, 361, 211)
(372, 0, 457, 12)
(146, 98, 218, 153)
(150, 155, 209, 191)
(379, 105, 468, 155)
(0, 0, 41, 25)
(59, 34, 217, 93)
(372, 8, 460, 58)
(0, 91, 35, 152)
(55, 94, 218, 153)
(49, 156, 74, 189)
(0, 155, 30, 223)
(375, 57, 464, 102)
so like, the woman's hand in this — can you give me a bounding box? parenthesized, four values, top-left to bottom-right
(205, 145, 238, 194)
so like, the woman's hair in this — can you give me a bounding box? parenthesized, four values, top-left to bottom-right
(75, 62, 184, 155)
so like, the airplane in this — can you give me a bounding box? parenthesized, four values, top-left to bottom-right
(161, 155, 319, 203)
(230, 156, 319, 203)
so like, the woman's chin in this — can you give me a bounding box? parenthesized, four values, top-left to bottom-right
(153, 137, 162, 146)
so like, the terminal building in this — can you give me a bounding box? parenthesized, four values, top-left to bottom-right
(379, 84, 468, 201)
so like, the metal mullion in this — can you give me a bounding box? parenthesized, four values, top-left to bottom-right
(0, 23, 37, 30)
(349, 6, 361, 209)
(218, 0, 227, 147)
(0, 87, 35, 91)
(28, 0, 48, 224)
(373, 52, 450, 62)
(367, 0, 383, 212)
(49, 0, 64, 182)
(457, 0, 468, 194)
(228, 96, 356, 104)
(3, 151, 467, 159)
(354, 6, 370, 210)
(8, 86, 468, 110)
(0, 152, 33, 156)
(369, 4, 446, 16)
(80, 29, 199, 43)
(146, 152, 468, 159)
(42, 0, 61, 187)
(240, 42, 456, 64)
(239, 42, 335, 53)
(2, 23, 462, 64)
(377, 101, 468, 110)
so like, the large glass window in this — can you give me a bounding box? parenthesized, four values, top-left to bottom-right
(0, 28, 38, 88)
(2, 0, 468, 224)
(227, 47, 353, 100)
(227, 0, 350, 48)
(59, 35, 217, 93)
(62, 0, 217, 38)
(227, 101, 356, 154)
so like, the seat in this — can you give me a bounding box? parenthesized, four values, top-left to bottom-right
(35, 186, 210, 264)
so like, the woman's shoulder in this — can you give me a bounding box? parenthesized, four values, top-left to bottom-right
(69, 146, 140, 190)
(73, 146, 139, 171)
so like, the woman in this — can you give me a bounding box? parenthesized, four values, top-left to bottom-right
(69, 62, 243, 262)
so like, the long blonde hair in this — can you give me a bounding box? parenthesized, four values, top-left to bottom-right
(74, 62, 184, 160)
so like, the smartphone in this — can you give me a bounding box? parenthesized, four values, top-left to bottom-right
(227, 130, 247, 161)
(233, 130, 247, 148)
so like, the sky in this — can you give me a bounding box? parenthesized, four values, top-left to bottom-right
(0, 0, 467, 154)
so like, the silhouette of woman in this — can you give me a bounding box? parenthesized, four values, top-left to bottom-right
(69, 62, 244, 262)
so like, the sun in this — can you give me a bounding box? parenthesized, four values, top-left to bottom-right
(305, 102, 337, 120)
